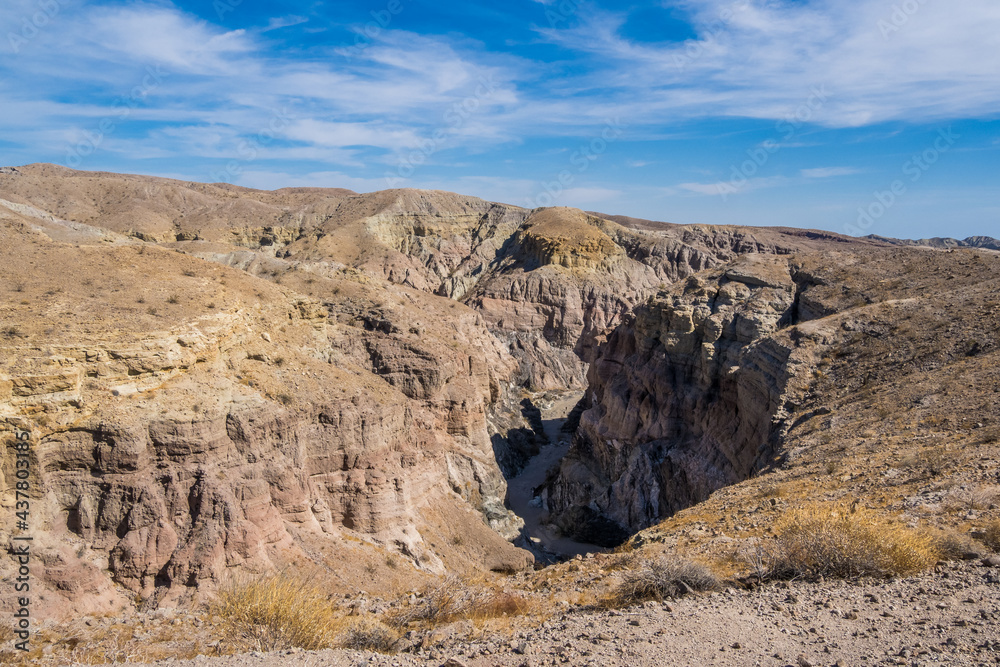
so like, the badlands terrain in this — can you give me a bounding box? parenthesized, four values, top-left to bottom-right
(0, 164, 998, 664)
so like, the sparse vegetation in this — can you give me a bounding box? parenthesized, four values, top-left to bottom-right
(755, 481, 785, 499)
(931, 528, 983, 561)
(900, 445, 952, 476)
(943, 485, 1000, 513)
(605, 557, 720, 607)
(982, 519, 1000, 552)
(339, 618, 399, 653)
(166, 293, 180, 304)
(385, 576, 533, 628)
(761, 503, 939, 580)
(606, 548, 640, 572)
(214, 572, 342, 652)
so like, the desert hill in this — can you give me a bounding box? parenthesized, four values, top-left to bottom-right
(0, 164, 998, 664)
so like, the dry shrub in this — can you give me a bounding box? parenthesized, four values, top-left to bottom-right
(606, 558, 720, 607)
(899, 445, 951, 476)
(339, 617, 399, 653)
(472, 589, 533, 620)
(755, 481, 785, 499)
(982, 519, 1000, 552)
(930, 528, 984, 561)
(605, 550, 640, 572)
(943, 485, 1000, 513)
(386, 576, 533, 628)
(766, 503, 938, 579)
(214, 572, 343, 652)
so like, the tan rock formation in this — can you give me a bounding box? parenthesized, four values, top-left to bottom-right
(0, 207, 530, 618)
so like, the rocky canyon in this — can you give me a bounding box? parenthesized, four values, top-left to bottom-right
(1, 164, 998, 665)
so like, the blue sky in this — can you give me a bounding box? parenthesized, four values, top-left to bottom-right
(2, 0, 998, 240)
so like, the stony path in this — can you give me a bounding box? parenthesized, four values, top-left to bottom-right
(139, 558, 1000, 667)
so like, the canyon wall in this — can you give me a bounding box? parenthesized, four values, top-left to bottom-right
(544, 254, 824, 544)
(0, 210, 531, 618)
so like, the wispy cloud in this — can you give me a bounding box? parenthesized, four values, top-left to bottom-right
(801, 167, 861, 178)
(678, 176, 790, 197)
(537, 0, 1000, 127)
(262, 16, 309, 32)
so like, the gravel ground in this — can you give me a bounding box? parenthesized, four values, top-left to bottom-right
(137, 557, 1000, 667)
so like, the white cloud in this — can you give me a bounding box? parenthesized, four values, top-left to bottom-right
(283, 120, 421, 151)
(678, 176, 790, 197)
(801, 167, 861, 178)
(0, 3, 532, 170)
(538, 0, 1000, 126)
(678, 181, 727, 196)
(3, 0, 998, 189)
(262, 16, 308, 32)
(86, 4, 254, 75)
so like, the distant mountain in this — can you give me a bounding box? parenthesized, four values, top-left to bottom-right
(866, 234, 1000, 250)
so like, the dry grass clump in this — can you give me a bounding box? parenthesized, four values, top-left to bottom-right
(764, 503, 938, 580)
(339, 617, 400, 653)
(761, 482, 786, 497)
(930, 528, 984, 561)
(943, 485, 1000, 513)
(606, 549, 640, 572)
(605, 558, 720, 607)
(386, 576, 533, 628)
(982, 519, 1000, 552)
(214, 572, 343, 652)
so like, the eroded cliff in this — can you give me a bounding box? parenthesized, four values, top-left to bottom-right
(0, 210, 530, 618)
(545, 246, 1000, 546)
